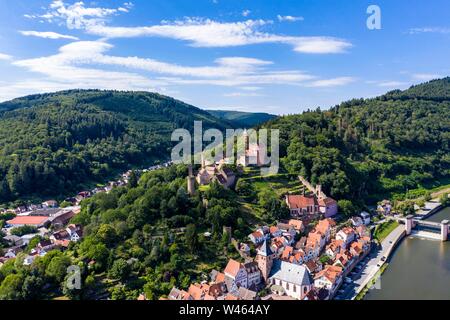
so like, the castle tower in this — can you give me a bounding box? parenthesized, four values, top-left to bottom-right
(187, 165, 196, 196)
(255, 240, 274, 283)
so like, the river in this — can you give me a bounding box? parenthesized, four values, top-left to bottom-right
(364, 206, 450, 300)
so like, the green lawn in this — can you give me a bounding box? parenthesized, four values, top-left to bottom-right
(373, 220, 399, 243)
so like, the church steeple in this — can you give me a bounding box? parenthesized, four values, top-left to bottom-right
(256, 239, 274, 283)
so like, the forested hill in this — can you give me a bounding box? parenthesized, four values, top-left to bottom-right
(206, 110, 276, 127)
(263, 77, 450, 203)
(0, 90, 230, 204)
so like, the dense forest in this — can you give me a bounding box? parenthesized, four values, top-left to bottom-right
(0, 165, 255, 300)
(206, 110, 276, 128)
(0, 90, 232, 204)
(262, 77, 450, 203)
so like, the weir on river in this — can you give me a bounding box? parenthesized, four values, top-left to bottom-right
(365, 206, 450, 300)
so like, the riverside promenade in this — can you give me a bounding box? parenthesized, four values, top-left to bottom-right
(336, 224, 405, 300)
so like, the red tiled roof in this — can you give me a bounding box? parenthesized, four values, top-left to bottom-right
(288, 219, 304, 230)
(224, 259, 242, 278)
(315, 265, 342, 283)
(7, 216, 48, 226)
(318, 197, 337, 206)
(286, 195, 317, 209)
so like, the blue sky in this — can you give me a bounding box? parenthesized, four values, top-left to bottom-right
(0, 0, 449, 114)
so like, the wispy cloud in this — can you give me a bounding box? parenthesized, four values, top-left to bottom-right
(306, 77, 355, 88)
(19, 30, 79, 40)
(277, 15, 304, 22)
(368, 80, 409, 87)
(0, 53, 13, 60)
(28, 1, 351, 54)
(10, 41, 319, 88)
(224, 92, 264, 97)
(409, 27, 450, 34)
(411, 73, 442, 81)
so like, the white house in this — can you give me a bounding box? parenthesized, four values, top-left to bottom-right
(314, 265, 343, 298)
(224, 259, 248, 293)
(336, 227, 357, 248)
(244, 261, 261, 289)
(248, 230, 265, 244)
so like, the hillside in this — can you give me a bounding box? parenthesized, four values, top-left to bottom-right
(206, 110, 276, 127)
(263, 77, 450, 203)
(0, 90, 230, 204)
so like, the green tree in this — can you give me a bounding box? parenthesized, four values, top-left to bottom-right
(338, 199, 356, 217)
(185, 224, 199, 254)
(0, 274, 24, 300)
(108, 259, 130, 281)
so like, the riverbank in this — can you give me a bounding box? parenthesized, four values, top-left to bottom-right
(350, 225, 405, 300)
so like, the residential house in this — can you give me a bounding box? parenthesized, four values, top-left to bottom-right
(325, 239, 344, 259)
(244, 261, 261, 289)
(269, 226, 283, 238)
(350, 216, 364, 227)
(4, 246, 22, 259)
(42, 200, 58, 208)
(287, 219, 305, 233)
(314, 265, 344, 298)
(268, 260, 313, 300)
(3, 235, 23, 247)
(248, 230, 265, 244)
(237, 287, 258, 300)
(168, 287, 192, 300)
(224, 259, 248, 292)
(187, 283, 215, 300)
(66, 224, 83, 242)
(333, 251, 354, 270)
(276, 223, 297, 238)
(318, 196, 338, 218)
(315, 218, 336, 243)
(304, 259, 323, 275)
(306, 231, 326, 251)
(336, 227, 357, 248)
(360, 212, 371, 225)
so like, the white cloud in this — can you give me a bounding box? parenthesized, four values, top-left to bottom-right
(4, 39, 354, 101)
(242, 10, 251, 17)
(306, 77, 355, 88)
(411, 73, 442, 81)
(0, 53, 12, 60)
(277, 15, 304, 22)
(409, 27, 450, 34)
(28, 0, 126, 29)
(29, 2, 351, 54)
(9, 40, 324, 92)
(19, 30, 79, 40)
(224, 92, 264, 97)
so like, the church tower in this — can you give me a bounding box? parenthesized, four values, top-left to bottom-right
(255, 239, 274, 283)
